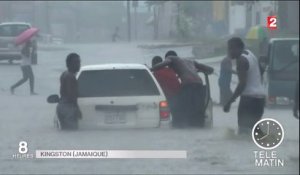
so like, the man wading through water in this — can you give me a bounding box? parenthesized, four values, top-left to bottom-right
(223, 37, 266, 135)
(56, 53, 82, 130)
(151, 51, 214, 128)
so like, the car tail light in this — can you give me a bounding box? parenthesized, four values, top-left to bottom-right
(268, 96, 276, 104)
(159, 101, 170, 120)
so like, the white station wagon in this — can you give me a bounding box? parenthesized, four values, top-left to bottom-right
(49, 64, 171, 129)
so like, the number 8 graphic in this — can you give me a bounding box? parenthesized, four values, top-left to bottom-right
(19, 141, 28, 154)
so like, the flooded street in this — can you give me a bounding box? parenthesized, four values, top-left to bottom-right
(0, 43, 298, 174)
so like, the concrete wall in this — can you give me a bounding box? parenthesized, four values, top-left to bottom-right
(229, 4, 246, 35)
(258, 1, 276, 27)
(286, 1, 299, 34)
(228, 1, 277, 35)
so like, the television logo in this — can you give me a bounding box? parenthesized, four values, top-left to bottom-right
(252, 118, 285, 167)
(267, 16, 277, 30)
(12, 141, 34, 159)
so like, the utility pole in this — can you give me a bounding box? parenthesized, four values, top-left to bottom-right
(154, 6, 157, 40)
(70, 2, 79, 42)
(33, 2, 37, 26)
(45, 1, 50, 34)
(132, 1, 138, 40)
(4, 1, 12, 21)
(127, 0, 131, 42)
(176, 2, 180, 39)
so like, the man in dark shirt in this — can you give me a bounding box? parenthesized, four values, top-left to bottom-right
(151, 51, 214, 127)
(56, 53, 82, 130)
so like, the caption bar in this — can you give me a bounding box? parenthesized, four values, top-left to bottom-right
(35, 150, 187, 159)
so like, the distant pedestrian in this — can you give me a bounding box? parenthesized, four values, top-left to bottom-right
(218, 56, 235, 105)
(223, 37, 266, 135)
(151, 55, 181, 121)
(151, 50, 214, 128)
(10, 40, 37, 95)
(112, 26, 121, 42)
(76, 32, 80, 41)
(293, 80, 299, 119)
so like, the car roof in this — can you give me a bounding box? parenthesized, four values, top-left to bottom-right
(270, 38, 299, 43)
(80, 64, 148, 71)
(0, 22, 31, 26)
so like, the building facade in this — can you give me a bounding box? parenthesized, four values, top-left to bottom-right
(228, 1, 298, 36)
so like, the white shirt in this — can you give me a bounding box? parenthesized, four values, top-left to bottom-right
(241, 50, 266, 97)
(20, 54, 31, 66)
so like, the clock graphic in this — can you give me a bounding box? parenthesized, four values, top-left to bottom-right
(252, 118, 284, 150)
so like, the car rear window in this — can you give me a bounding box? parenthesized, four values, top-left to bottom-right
(0, 24, 30, 37)
(78, 69, 160, 97)
(272, 40, 299, 71)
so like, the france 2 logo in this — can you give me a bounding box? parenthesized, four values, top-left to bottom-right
(267, 16, 277, 30)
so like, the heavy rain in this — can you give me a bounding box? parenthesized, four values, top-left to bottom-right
(0, 1, 299, 174)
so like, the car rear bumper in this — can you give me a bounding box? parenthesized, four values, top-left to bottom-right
(0, 50, 21, 60)
(159, 119, 171, 128)
(267, 80, 297, 106)
(79, 117, 162, 129)
(53, 111, 172, 129)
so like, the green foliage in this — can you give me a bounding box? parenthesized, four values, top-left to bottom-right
(145, 1, 215, 41)
(176, 13, 193, 40)
(178, 1, 210, 17)
(175, 1, 212, 40)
